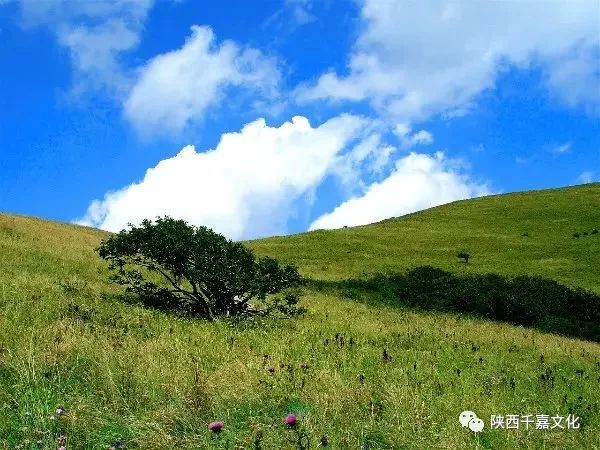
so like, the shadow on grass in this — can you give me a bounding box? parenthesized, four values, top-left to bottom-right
(307, 266, 600, 342)
(95, 292, 301, 332)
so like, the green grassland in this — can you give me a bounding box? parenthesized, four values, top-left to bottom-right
(0, 184, 599, 449)
(251, 183, 600, 291)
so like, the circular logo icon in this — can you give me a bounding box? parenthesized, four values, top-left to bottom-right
(468, 417, 484, 433)
(459, 410, 484, 433)
(459, 411, 477, 428)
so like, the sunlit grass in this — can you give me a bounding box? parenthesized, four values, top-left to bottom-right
(1, 184, 599, 449)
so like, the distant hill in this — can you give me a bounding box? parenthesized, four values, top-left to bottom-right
(251, 183, 600, 291)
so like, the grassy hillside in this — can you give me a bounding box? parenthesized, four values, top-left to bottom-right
(0, 184, 599, 449)
(251, 183, 600, 291)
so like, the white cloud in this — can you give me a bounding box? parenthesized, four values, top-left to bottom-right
(329, 132, 396, 191)
(394, 123, 434, 149)
(263, 0, 316, 31)
(285, 0, 316, 26)
(124, 25, 280, 135)
(309, 152, 489, 230)
(58, 19, 140, 96)
(15, 2, 280, 130)
(551, 142, 572, 154)
(19, 0, 152, 25)
(545, 46, 600, 115)
(297, 0, 600, 121)
(515, 155, 533, 165)
(78, 114, 373, 239)
(575, 171, 596, 184)
(18, 0, 153, 97)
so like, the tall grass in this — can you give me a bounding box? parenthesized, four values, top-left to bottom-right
(1, 185, 599, 449)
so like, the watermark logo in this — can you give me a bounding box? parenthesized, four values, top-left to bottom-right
(460, 411, 581, 433)
(459, 410, 484, 433)
(490, 414, 580, 430)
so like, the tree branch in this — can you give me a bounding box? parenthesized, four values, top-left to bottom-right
(133, 257, 212, 314)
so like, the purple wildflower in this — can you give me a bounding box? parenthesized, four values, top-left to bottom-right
(283, 414, 297, 427)
(208, 420, 223, 433)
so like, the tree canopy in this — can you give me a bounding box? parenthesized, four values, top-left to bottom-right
(97, 217, 303, 319)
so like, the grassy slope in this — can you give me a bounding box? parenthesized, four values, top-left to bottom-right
(251, 183, 600, 291)
(0, 184, 599, 449)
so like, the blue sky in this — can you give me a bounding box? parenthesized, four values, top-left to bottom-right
(0, 0, 598, 239)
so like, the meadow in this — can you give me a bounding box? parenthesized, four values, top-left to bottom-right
(0, 184, 599, 449)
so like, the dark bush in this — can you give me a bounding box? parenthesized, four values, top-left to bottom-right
(457, 250, 470, 263)
(592, 228, 598, 235)
(97, 217, 303, 319)
(391, 266, 457, 309)
(573, 232, 581, 238)
(357, 267, 600, 341)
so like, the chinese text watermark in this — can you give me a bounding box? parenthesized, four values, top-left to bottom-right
(460, 411, 581, 433)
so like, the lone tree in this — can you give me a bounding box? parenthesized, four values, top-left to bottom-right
(457, 250, 470, 263)
(97, 217, 303, 319)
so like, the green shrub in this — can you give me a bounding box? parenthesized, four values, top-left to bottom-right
(457, 250, 470, 263)
(97, 217, 303, 319)
(361, 267, 600, 341)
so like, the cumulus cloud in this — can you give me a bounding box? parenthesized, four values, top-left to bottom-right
(328, 132, 396, 191)
(78, 115, 373, 239)
(309, 152, 489, 230)
(124, 25, 280, 135)
(18, 0, 153, 97)
(13, 2, 280, 129)
(297, 0, 600, 121)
